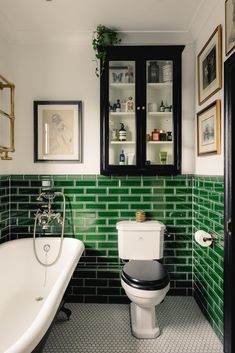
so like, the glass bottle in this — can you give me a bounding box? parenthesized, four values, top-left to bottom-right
(159, 101, 165, 112)
(119, 150, 125, 165)
(116, 99, 121, 112)
(119, 123, 126, 141)
(167, 131, 172, 141)
(152, 129, 160, 141)
(159, 130, 167, 141)
(126, 97, 134, 112)
(148, 61, 159, 83)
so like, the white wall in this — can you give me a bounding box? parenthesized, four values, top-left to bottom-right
(6, 40, 100, 174)
(191, 0, 225, 175)
(0, 35, 11, 175)
(1, 0, 227, 176)
(2, 31, 195, 175)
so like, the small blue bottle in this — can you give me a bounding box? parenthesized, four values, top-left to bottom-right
(119, 150, 125, 165)
(116, 99, 121, 112)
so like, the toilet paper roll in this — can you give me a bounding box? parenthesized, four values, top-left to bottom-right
(195, 230, 212, 247)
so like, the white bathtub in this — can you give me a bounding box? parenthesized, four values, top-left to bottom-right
(0, 237, 84, 353)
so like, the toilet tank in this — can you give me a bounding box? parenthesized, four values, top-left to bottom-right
(116, 220, 165, 260)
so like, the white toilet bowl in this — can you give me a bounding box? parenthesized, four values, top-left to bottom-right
(116, 221, 169, 339)
(121, 260, 170, 338)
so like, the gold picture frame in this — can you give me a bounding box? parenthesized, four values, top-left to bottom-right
(197, 100, 221, 156)
(225, 0, 235, 55)
(197, 25, 222, 105)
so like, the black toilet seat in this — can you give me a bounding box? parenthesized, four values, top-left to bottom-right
(121, 260, 169, 290)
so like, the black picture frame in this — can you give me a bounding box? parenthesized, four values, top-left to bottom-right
(34, 100, 82, 163)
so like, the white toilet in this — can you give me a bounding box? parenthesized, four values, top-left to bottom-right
(116, 220, 170, 339)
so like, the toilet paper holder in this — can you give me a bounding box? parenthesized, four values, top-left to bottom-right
(203, 231, 217, 243)
(195, 230, 217, 247)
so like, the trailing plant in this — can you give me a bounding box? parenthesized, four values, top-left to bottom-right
(92, 24, 121, 77)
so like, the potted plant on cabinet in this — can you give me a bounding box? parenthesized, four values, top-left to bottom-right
(92, 24, 122, 77)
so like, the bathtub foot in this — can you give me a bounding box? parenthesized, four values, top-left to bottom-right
(60, 301, 72, 320)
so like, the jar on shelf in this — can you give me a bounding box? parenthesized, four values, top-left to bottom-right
(124, 67, 134, 83)
(163, 61, 172, 82)
(152, 129, 160, 141)
(159, 130, 167, 141)
(121, 100, 127, 112)
(148, 61, 159, 83)
(167, 131, 172, 141)
(112, 129, 118, 141)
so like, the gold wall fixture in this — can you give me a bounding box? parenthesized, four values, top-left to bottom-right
(0, 74, 15, 160)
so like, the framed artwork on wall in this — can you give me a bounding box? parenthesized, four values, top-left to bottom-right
(34, 100, 82, 162)
(197, 100, 221, 156)
(197, 25, 222, 105)
(109, 66, 128, 83)
(225, 0, 235, 55)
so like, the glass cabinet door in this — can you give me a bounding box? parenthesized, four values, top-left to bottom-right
(108, 61, 136, 166)
(101, 45, 184, 175)
(146, 60, 174, 166)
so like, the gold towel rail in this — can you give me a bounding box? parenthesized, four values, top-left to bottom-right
(0, 74, 15, 160)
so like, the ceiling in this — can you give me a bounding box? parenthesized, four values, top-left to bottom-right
(0, 0, 209, 42)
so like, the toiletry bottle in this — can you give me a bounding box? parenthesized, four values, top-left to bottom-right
(119, 123, 126, 141)
(119, 150, 125, 165)
(167, 131, 172, 141)
(152, 129, 160, 141)
(112, 129, 118, 141)
(159, 100, 165, 112)
(159, 130, 167, 141)
(126, 96, 134, 112)
(116, 99, 121, 112)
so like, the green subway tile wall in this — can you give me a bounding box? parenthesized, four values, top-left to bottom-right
(0, 174, 224, 341)
(9, 174, 193, 303)
(0, 176, 10, 243)
(193, 175, 224, 341)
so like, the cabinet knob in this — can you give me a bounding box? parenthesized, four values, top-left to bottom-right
(137, 106, 141, 110)
(142, 106, 146, 110)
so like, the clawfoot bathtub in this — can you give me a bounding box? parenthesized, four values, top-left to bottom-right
(0, 237, 84, 353)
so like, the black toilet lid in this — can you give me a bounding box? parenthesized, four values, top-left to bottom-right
(121, 260, 169, 290)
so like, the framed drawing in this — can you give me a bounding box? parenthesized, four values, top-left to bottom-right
(197, 100, 221, 155)
(225, 0, 235, 55)
(34, 100, 82, 162)
(197, 25, 222, 105)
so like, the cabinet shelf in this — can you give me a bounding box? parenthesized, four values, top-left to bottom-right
(110, 83, 135, 89)
(148, 141, 173, 144)
(147, 82, 172, 89)
(110, 141, 135, 144)
(148, 112, 172, 116)
(110, 112, 135, 116)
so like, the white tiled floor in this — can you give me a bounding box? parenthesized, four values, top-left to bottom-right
(43, 297, 223, 353)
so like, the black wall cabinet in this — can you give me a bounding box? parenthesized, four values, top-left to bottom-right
(100, 45, 185, 175)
